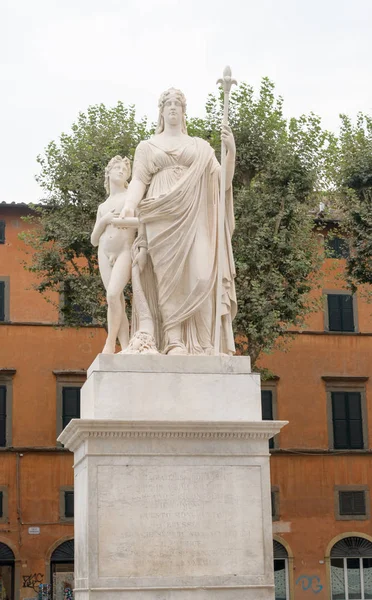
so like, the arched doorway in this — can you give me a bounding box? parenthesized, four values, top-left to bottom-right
(50, 540, 74, 600)
(330, 536, 372, 599)
(0, 542, 14, 600)
(274, 540, 290, 600)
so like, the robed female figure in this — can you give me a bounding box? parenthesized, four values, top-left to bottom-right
(119, 88, 237, 355)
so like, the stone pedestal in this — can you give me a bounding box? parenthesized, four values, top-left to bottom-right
(58, 355, 286, 600)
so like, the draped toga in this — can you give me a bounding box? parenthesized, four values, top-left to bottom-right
(132, 136, 237, 355)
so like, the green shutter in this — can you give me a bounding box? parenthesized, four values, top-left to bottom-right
(62, 387, 81, 429)
(0, 282, 5, 322)
(0, 221, 5, 244)
(0, 386, 6, 447)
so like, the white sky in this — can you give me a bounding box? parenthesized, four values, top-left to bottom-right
(1, 0, 371, 204)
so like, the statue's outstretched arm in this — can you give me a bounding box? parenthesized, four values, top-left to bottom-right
(119, 179, 147, 219)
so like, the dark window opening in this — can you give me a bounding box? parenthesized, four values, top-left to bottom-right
(62, 387, 80, 429)
(261, 389, 274, 449)
(327, 294, 354, 332)
(64, 491, 74, 518)
(325, 236, 349, 259)
(0, 222, 5, 244)
(339, 491, 366, 516)
(332, 391, 363, 449)
(0, 386, 6, 447)
(0, 282, 5, 322)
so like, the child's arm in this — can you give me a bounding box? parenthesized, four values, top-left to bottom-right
(91, 207, 116, 247)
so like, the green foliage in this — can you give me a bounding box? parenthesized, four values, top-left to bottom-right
(190, 79, 327, 365)
(331, 113, 372, 289)
(21, 102, 148, 325)
(24, 79, 329, 366)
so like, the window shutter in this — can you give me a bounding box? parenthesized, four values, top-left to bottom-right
(326, 237, 349, 259)
(328, 294, 354, 332)
(332, 392, 348, 449)
(64, 491, 74, 518)
(0, 386, 6, 447)
(261, 390, 273, 420)
(62, 387, 81, 429)
(347, 392, 363, 449)
(261, 390, 274, 449)
(341, 295, 354, 332)
(0, 282, 5, 322)
(0, 222, 5, 244)
(328, 295, 342, 331)
(332, 391, 363, 449)
(339, 491, 366, 516)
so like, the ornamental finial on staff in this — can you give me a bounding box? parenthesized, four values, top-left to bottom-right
(217, 65, 238, 95)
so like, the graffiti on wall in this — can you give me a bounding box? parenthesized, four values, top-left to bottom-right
(22, 574, 44, 592)
(296, 575, 323, 594)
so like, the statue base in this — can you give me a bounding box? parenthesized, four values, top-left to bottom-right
(58, 355, 286, 600)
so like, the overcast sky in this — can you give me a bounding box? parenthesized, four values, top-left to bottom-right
(1, 0, 371, 204)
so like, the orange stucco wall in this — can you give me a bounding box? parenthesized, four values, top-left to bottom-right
(1, 205, 371, 600)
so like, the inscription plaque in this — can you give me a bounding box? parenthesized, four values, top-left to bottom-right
(97, 465, 264, 578)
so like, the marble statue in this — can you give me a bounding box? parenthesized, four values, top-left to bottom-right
(91, 156, 135, 354)
(115, 87, 237, 356)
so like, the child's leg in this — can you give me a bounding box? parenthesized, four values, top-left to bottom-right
(103, 249, 132, 353)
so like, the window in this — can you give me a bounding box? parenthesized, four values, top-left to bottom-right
(0, 277, 10, 322)
(64, 491, 74, 518)
(261, 384, 278, 449)
(0, 373, 14, 448)
(59, 487, 74, 521)
(339, 491, 366, 516)
(271, 487, 279, 521)
(60, 282, 93, 325)
(0, 386, 6, 447)
(274, 540, 290, 600)
(335, 486, 369, 521)
(62, 387, 80, 429)
(55, 372, 85, 439)
(325, 377, 368, 451)
(327, 294, 355, 332)
(325, 236, 349, 259)
(331, 536, 372, 600)
(0, 221, 5, 244)
(0, 487, 9, 524)
(332, 391, 363, 449)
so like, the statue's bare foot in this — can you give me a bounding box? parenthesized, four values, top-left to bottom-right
(165, 341, 188, 356)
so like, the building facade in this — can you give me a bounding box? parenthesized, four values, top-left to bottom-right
(0, 203, 371, 600)
(260, 231, 372, 599)
(0, 203, 105, 600)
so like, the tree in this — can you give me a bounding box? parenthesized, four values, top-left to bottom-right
(24, 79, 329, 367)
(191, 79, 328, 365)
(331, 113, 372, 290)
(21, 102, 148, 325)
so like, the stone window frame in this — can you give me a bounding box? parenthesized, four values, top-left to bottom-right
(0, 486, 9, 524)
(0, 277, 10, 322)
(323, 288, 359, 333)
(271, 485, 280, 522)
(54, 371, 86, 442)
(334, 485, 370, 521)
(59, 486, 74, 523)
(323, 376, 369, 451)
(261, 379, 279, 450)
(0, 370, 15, 448)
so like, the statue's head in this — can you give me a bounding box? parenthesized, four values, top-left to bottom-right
(104, 156, 131, 194)
(156, 88, 187, 134)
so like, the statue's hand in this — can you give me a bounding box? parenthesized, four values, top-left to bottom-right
(101, 208, 117, 225)
(133, 247, 147, 273)
(221, 124, 235, 154)
(119, 205, 135, 219)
